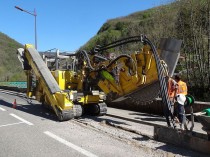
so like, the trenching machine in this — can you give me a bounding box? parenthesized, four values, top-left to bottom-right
(17, 35, 182, 127)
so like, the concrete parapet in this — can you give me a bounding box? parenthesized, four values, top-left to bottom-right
(154, 126, 210, 155)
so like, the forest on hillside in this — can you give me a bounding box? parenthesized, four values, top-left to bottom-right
(82, 0, 210, 101)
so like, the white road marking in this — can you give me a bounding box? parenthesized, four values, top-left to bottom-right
(44, 131, 98, 157)
(10, 113, 34, 126)
(0, 122, 24, 128)
(0, 107, 6, 111)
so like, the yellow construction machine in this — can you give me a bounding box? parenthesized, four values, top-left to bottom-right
(17, 44, 106, 121)
(17, 35, 182, 127)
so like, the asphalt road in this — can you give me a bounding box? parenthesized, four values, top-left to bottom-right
(0, 90, 151, 157)
(0, 89, 208, 157)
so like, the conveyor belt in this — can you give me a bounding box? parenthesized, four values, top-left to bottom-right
(27, 47, 60, 94)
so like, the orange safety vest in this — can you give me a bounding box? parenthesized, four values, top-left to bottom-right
(176, 80, 188, 95)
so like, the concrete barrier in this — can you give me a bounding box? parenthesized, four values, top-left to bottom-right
(154, 126, 210, 155)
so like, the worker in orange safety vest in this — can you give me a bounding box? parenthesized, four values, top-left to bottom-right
(170, 74, 188, 128)
(167, 74, 188, 122)
(174, 74, 188, 96)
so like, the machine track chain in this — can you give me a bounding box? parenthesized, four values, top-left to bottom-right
(84, 103, 107, 116)
(97, 102, 107, 116)
(73, 104, 84, 118)
(56, 106, 74, 122)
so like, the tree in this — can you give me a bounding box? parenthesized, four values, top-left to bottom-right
(176, 0, 210, 100)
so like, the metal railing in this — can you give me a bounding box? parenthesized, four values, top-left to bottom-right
(0, 81, 27, 89)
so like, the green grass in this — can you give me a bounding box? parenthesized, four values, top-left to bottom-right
(0, 32, 26, 81)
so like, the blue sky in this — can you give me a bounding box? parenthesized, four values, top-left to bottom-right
(0, 0, 171, 51)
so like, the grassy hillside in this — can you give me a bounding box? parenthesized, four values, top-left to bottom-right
(0, 32, 26, 81)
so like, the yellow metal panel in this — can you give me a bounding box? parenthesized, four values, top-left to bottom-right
(54, 92, 73, 109)
(98, 80, 110, 94)
(79, 95, 100, 104)
(52, 70, 66, 90)
(64, 71, 79, 90)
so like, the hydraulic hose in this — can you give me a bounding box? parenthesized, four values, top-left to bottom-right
(78, 50, 137, 75)
(78, 50, 95, 71)
(95, 36, 142, 52)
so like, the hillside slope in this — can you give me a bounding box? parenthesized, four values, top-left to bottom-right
(0, 32, 26, 81)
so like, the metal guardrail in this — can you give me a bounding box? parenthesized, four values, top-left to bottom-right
(0, 81, 27, 88)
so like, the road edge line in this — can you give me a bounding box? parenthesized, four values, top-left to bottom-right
(0, 106, 6, 111)
(10, 113, 34, 125)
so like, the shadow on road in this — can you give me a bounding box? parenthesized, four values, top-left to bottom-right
(136, 117, 166, 122)
(0, 96, 131, 126)
(0, 89, 27, 99)
(77, 115, 131, 126)
(129, 112, 160, 117)
(132, 136, 150, 141)
(0, 99, 58, 121)
(155, 144, 208, 157)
